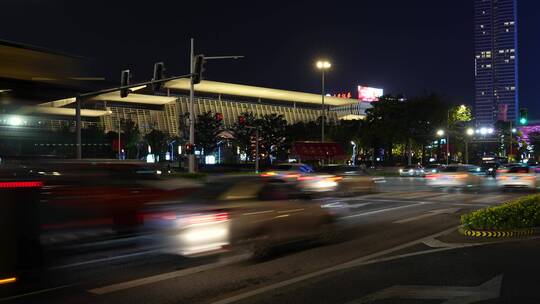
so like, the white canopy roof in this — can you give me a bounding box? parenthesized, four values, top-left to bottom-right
(164, 79, 359, 107)
(17, 106, 109, 117)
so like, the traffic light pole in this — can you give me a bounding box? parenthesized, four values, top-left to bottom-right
(188, 38, 196, 173)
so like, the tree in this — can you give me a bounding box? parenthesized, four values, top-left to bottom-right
(121, 119, 142, 159)
(145, 129, 167, 157)
(230, 112, 258, 162)
(195, 111, 223, 156)
(257, 113, 288, 163)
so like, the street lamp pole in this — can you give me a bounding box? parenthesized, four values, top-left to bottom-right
(316, 60, 331, 143)
(188, 38, 195, 173)
(321, 68, 325, 142)
(446, 109, 450, 165)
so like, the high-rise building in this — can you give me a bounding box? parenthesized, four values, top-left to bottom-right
(474, 0, 518, 126)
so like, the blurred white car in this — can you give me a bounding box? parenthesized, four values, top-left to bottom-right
(399, 165, 425, 177)
(496, 166, 537, 189)
(426, 164, 483, 188)
(261, 163, 339, 193)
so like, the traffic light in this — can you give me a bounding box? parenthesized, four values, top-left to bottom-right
(238, 115, 246, 125)
(152, 62, 165, 93)
(215, 112, 223, 122)
(192, 54, 206, 85)
(519, 108, 528, 125)
(185, 143, 194, 155)
(120, 69, 131, 98)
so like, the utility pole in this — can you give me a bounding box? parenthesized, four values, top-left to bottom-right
(117, 111, 121, 160)
(509, 120, 513, 159)
(75, 96, 82, 159)
(255, 128, 260, 174)
(188, 38, 196, 173)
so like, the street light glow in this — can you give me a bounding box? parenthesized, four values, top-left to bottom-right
(350, 141, 356, 145)
(466, 128, 474, 136)
(436, 129, 444, 137)
(7, 116, 23, 126)
(512, 128, 517, 133)
(316, 60, 331, 69)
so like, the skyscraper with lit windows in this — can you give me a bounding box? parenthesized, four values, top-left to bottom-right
(474, 0, 518, 126)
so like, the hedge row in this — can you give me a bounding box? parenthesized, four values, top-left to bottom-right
(461, 195, 540, 230)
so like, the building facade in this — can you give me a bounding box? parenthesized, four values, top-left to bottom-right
(474, 0, 518, 126)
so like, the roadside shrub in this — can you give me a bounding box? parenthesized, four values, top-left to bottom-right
(461, 195, 540, 230)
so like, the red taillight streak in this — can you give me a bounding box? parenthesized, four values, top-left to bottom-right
(297, 176, 315, 181)
(426, 174, 439, 180)
(0, 181, 43, 188)
(187, 213, 229, 224)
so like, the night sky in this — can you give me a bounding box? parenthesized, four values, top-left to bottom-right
(2, 1, 539, 117)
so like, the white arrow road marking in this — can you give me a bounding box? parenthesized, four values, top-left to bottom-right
(393, 207, 459, 224)
(350, 275, 502, 304)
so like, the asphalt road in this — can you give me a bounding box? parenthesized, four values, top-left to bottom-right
(2, 177, 537, 304)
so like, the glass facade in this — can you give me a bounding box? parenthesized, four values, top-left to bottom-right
(474, 0, 518, 126)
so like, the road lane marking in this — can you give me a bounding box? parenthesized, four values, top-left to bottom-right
(0, 284, 72, 302)
(208, 227, 458, 304)
(88, 254, 249, 295)
(471, 194, 513, 203)
(343, 202, 428, 219)
(350, 275, 502, 304)
(48, 248, 161, 270)
(393, 208, 459, 224)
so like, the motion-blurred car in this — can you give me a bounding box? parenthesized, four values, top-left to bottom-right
(496, 166, 538, 189)
(143, 176, 347, 257)
(426, 164, 483, 189)
(481, 162, 501, 177)
(424, 163, 442, 173)
(317, 165, 376, 195)
(262, 163, 340, 193)
(399, 165, 425, 177)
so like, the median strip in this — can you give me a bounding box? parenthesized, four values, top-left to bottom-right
(460, 194, 540, 238)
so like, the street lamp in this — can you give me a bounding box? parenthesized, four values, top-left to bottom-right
(436, 129, 447, 164)
(316, 60, 331, 143)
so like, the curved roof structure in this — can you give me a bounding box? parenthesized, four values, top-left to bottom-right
(164, 79, 359, 107)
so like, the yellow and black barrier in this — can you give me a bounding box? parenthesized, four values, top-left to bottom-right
(459, 227, 536, 238)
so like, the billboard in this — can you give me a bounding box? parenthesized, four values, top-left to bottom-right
(357, 86, 383, 102)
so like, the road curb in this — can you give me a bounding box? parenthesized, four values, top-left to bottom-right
(458, 226, 538, 238)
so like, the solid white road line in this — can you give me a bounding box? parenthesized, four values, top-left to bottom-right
(343, 202, 428, 219)
(393, 208, 459, 224)
(208, 227, 458, 304)
(88, 254, 249, 295)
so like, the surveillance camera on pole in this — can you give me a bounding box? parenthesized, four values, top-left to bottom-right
(192, 54, 206, 85)
(120, 69, 131, 98)
(152, 62, 165, 93)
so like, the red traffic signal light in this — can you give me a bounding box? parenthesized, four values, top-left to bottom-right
(238, 115, 246, 125)
(185, 143, 195, 155)
(215, 112, 223, 121)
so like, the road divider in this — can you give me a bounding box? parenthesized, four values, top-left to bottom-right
(459, 226, 537, 238)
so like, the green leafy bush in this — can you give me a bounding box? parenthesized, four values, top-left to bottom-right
(461, 195, 540, 230)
